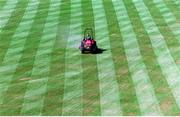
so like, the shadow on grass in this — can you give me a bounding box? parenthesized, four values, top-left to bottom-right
(92, 48, 107, 54)
(81, 48, 107, 54)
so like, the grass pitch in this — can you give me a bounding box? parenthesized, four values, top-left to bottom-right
(0, 0, 180, 115)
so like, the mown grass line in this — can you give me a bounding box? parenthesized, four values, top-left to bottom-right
(0, 0, 6, 10)
(19, 0, 50, 115)
(0, 0, 27, 65)
(0, 0, 50, 115)
(81, 0, 101, 115)
(150, 0, 180, 63)
(102, 0, 140, 115)
(42, 0, 71, 115)
(164, 0, 180, 18)
(172, 0, 180, 9)
(62, 0, 83, 115)
(0, 0, 18, 33)
(145, 0, 180, 65)
(20, 0, 61, 115)
(0, 1, 40, 115)
(164, 0, 179, 10)
(133, 0, 180, 114)
(113, 0, 162, 115)
(0, 0, 28, 114)
(151, 0, 180, 41)
(92, 0, 122, 115)
(124, 0, 180, 115)
(0, 0, 179, 115)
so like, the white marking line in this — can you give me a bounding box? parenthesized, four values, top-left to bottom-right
(62, 0, 83, 115)
(133, 0, 180, 109)
(92, 0, 122, 115)
(20, 0, 61, 115)
(0, 0, 39, 104)
(112, 0, 162, 115)
(0, 0, 18, 33)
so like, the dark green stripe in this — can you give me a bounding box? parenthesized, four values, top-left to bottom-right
(0, 0, 50, 115)
(163, 0, 180, 13)
(164, 0, 180, 19)
(0, 0, 6, 10)
(42, 0, 71, 115)
(81, 0, 101, 115)
(102, 0, 141, 115)
(143, 0, 180, 115)
(124, 0, 180, 115)
(143, 0, 180, 62)
(0, 0, 28, 65)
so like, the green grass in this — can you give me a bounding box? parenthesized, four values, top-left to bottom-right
(0, 0, 6, 10)
(103, 0, 140, 115)
(0, 0, 50, 115)
(81, 0, 101, 115)
(42, 0, 71, 115)
(124, 0, 179, 114)
(0, 0, 180, 115)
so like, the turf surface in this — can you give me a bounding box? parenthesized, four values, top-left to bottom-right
(0, 0, 180, 115)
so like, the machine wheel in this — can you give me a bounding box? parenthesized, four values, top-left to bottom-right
(91, 47, 97, 54)
(81, 50, 85, 54)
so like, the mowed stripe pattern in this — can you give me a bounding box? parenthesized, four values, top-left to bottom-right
(0, 0, 179, 116)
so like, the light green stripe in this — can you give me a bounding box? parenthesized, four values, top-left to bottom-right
(172, 0, 180, 9)
(112, 0, 162, 115)
(0, 0, 39, 104)
(62, 0, 83, 115)
(0, 0, 7, 10)
(133, 0, 180, 109)
(20, 0, 61, 115)
(92, 0, 121, 115)
(150, 0, 180, 109)
(152, 0, 180, 41)
(0, 0, 18, 33)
